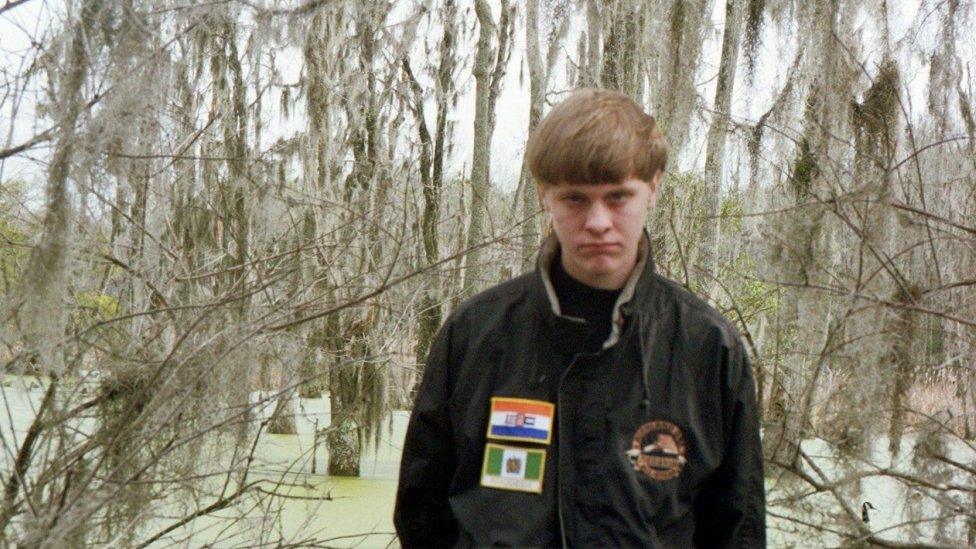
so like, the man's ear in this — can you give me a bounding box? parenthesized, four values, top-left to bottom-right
(647, 170, 664, 208)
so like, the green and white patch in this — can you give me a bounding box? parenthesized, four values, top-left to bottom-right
(480, 443, 546, 494)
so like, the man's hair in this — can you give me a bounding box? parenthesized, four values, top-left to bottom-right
(526, 88, 668, 187)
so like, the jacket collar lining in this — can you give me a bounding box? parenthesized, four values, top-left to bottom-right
(536, 231, 652, 348)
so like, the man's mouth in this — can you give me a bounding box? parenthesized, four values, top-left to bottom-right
(579, 243, 620, 254)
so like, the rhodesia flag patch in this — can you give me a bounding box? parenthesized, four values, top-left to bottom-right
(481, 443, 546, 494)
(486, 397, 554, 444)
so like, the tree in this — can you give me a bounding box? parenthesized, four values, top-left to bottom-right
(463, 0, 513, 296)
(0, 0, 973, 545)
(402, 0, 461, 395)
(518, 0, 568, 269)
(701, 0, 746, 282)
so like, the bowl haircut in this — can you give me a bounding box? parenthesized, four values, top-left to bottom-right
(527, 88, 668, 188)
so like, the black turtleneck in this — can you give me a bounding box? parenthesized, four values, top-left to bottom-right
(550, 255, 622, 353)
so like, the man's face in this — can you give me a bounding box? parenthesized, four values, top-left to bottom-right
(539, 174, 661, 290)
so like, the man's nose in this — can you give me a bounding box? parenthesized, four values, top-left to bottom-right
(583, 203, 612, 233)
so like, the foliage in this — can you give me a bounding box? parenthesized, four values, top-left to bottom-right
(0, 0, 973, 546)
(0, 182, 30, 292)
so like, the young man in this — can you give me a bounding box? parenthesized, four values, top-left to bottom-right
(394, 89, 765, 547)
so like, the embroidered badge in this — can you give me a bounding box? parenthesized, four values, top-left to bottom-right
(486, 397, 554, 444)
(480, 442, 546, 494)
(626, 420, 687, 480)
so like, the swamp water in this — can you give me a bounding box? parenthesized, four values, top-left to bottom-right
(0, 378, 406, 547)
(227, 395, 409, 547)
(2, 377, 972, 547)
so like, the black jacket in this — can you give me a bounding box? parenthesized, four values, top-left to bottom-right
(394, 235, 765, 547)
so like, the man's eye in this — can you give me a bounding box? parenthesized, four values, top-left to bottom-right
(608, 193, 627, 203)
(564, 195, 586, 204)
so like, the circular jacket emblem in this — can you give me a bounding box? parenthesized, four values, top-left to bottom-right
(627, 420, 687, 480)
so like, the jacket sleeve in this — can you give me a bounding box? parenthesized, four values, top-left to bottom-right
(693, 338, 766, 548)
(393, 320, 460, 548)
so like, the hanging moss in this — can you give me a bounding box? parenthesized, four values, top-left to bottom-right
(789, 138, 818, 198)
(280, 85, 290, 119)
(669, 0, 686, 47)
(852, 59, 900, 159)
(743, 0, 765, 78)
(95, 370, 161, 544)
(600, 0, 642, 97)
(664, 0, 686, 106)
(957, 85, 975, 150)
(887, 284, 921, 457)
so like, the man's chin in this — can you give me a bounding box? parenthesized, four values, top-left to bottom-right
(578, 260, 622, 278)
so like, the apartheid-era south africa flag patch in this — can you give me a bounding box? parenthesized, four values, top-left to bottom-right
(486, 397, 555, 444)
(481, 443, 546, 494)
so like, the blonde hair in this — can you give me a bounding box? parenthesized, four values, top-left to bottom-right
(527, 88, 668, 187)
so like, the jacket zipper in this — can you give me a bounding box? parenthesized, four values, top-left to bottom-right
(557, 349, 591, 548)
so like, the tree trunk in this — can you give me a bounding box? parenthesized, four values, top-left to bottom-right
(658, 0, 713, 159)
(323, 311, 361, 476)
(765, 0, 847, 466)
(298, 213, 326, 398)
(327, 317, 367, 476)
(485, 0, 512, 150)
(886, 295, 917, 456)
(583, 0, 602, 87)
(518, 0, 569, 270)
(702, 0, 745, 282)
(14, 0, 100, 376)
(322, 4, 391, 475)
(601, 0, 643, 100)
(267, 388, 297, 435)
(463, 0, 496, 295)
(326, 419, 360, 476)
(519, 0, 546, 270)
(402, 2, 456, 393)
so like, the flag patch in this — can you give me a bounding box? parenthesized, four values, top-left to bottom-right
(486, 397, 554, 444)
(481, 443, 546, 494)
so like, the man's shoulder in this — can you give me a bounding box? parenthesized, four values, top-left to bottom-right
(447, 272, 534, 327)
(649, 273, 742, 350)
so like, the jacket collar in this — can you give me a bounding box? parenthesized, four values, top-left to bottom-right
(532, 230, 657, 348)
